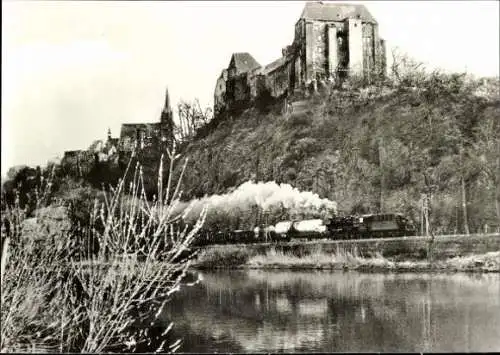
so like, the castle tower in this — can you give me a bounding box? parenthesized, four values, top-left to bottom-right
(293, 2, 384, 85)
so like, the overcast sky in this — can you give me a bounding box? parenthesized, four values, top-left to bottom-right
(2, 0, 499, 177)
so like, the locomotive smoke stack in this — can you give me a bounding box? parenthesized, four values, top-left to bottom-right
(176, 180, 337, 225)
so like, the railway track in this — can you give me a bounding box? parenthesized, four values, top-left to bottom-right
(197, 233, 500, 249)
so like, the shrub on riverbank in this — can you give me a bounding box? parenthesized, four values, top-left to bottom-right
(194, 244, 387, 270)
(195, 245, 250, 269)
(247, 245, 393, 270)
(193, 240, 500, 272)
(1, 148, 205, 353)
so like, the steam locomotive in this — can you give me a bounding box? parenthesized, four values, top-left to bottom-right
(193, 213, 416, 246)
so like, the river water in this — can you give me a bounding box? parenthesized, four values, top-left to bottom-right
(148, 270, 499, 353)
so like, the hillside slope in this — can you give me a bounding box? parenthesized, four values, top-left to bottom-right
(180, 76, 500, 234)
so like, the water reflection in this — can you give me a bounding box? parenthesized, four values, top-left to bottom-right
(157, 271, 500, 353)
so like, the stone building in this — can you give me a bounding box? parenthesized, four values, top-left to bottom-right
(214, 2, 386, 114)
(214, 53, 262, 114)
(88, 129, 119, 163)
(61, 149, 96, 177)
(62, 89, 176, 176)
(119, 88, 175, 153)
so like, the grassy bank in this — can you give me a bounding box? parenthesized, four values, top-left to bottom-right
(193, 234, 500, 272)
(247, 248, 500, 272)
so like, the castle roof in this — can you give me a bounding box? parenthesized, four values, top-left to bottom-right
(229, 53, 261, 73)
(263, 57, 287, 75)
(300, 2, 376, 24)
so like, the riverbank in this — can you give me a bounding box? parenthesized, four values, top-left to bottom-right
(192, 234, 500, 272)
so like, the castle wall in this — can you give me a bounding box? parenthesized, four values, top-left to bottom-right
(294, 56, 302, 89)
(120, 123, 164, 151)
(79, 151, 96, 175)
(234, 75, 250, 102)
(266, 61, 291, 98)
(61, 151, 81, 175)
(337, 30, 349, 77)
(214, 75, 227, 114)
(248, 72, 267, 99)
(380, 39, 387, 77)
(287, 56, 296, 93)
(296, 20, 308, 88)
(312, 21, 327, 80)
(362, 22, 375, 79)
(295, 20, 304, 44)
(348, 18, 364, 76)
(225, 74, 252, 109)
(248, 74, 259, 98)
(299, 19, 360, 84)
(62, 150, 95, 177)
(327, 24, 338, 78)
(305, 21, 314, 83)
(372, 24, 383, 77)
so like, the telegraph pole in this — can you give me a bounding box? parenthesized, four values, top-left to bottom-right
(459, 144, 470, 235)
(425, 194, 429, 237)
(378, 137, 385, 213)
(421, 195, 425, 236)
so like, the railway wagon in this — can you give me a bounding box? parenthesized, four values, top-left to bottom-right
(327, 213, 416, 239)
(326, 215, 360, 240)
(358, 213, 416, 238)
(274, 219, 327, 241)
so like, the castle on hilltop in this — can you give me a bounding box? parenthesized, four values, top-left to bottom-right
(61, 89, 175, 177)
(214, 1, 386, 114)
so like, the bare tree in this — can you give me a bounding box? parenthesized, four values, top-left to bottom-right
(390, 47, 427, 88)
(175, 99, 213, 142)
(471, 115, 500, 226)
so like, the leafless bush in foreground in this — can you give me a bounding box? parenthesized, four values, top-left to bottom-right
(1, 146, 206, 353)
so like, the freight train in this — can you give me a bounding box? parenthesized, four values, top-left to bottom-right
(193, 213, 416, 246)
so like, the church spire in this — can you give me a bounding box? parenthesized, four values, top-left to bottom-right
(161, 87, 174, 125)
(163, 87, 172, 114)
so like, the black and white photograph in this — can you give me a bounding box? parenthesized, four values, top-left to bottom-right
(1, 0, 499, 353)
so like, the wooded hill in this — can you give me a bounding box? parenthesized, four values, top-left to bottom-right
(178, 71, 499, 234)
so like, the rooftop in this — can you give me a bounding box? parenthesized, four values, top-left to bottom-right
(300, 2, 377, 24)
(229, 52, 261, 73)
(263, 57, 287, 75)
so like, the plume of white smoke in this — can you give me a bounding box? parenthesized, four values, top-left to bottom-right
(177, 181, 337, 229)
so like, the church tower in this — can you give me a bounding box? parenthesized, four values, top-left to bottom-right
(160, 87, 175, 149)
(161, 88, 174, 124)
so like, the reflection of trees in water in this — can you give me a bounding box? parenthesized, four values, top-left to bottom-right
(157, 271, 500, 353)
(420, 282, 433, 352)
(162, 272, 398, 351)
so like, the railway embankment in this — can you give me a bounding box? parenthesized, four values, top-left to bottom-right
(192, 233, 500, 272)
